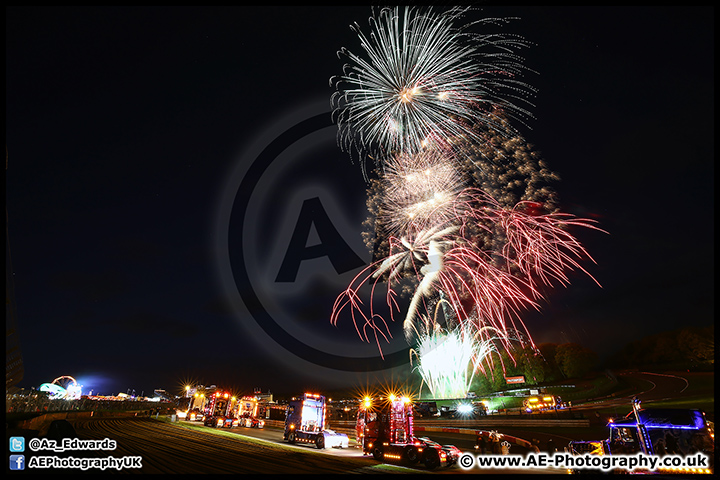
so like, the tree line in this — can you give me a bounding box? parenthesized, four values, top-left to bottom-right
(473, 342, 598, 393)
(604, 324, 713, 371)
(472, 324, 713, 394)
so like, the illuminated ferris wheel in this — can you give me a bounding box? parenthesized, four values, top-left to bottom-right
(52, 375, 78, 391)
(39, 375, 83, 399)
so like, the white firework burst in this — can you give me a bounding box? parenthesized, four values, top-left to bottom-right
(410, 313, 506, 400)
(377, 147, 466, 240)
(331, 5, 537, 177)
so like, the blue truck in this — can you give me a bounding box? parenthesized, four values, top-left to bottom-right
(568, 398, 714, 474)
(283, 393, 348, 449)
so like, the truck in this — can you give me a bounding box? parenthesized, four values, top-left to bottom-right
(568, 398, 714, 475)
(202, 390, 240, 428)
(283, 393, 348, 449)
(356, 394, 461, 469)
(236, 395, 265, 428)
(523, 394, 567, 413)
(185, 389, 211, 421)
(413, 401, 439, 418)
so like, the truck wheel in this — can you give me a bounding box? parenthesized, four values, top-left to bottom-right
(422, 450, 440, 470)
(372, 447, 383, 461)
(315, 436, 325, 449)
(403, 446, 420, 464)
(287, 432, 296, 444)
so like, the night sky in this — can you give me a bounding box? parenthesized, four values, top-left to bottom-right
(6, 6, 713, 398)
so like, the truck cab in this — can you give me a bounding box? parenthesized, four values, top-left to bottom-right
(202, 390, 237, 428)
(236, 396, 264, 428)
(568, 399, 714, 474)
(185, 391, 209, 421)
(356, 394, 459, 469)
(283, 393, 348, 449)
(523, 394, 566, 413)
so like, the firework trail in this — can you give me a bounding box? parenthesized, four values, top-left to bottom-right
(330, 223, 458, 357)
(436, 241, 539, 339)
(501, 203, 605, 291)
(331, 186, 603, 359)
(331, 192, 542, 355)
(457, 189, 607, 293)
(331, 5, 536, 178)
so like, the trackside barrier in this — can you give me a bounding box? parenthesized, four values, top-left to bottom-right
(331, 417, 589, 429)
(415, 418, 590, 427)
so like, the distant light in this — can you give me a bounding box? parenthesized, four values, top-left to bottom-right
(457, 404, 473, 414)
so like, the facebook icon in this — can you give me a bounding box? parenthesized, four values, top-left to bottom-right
(10, 454, 25, 470)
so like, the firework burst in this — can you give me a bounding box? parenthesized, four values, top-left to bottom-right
(377, 147, 465, 240)
(411, 326, 478, 399)
(409, 301, 507, 399)
(331, 191, 544, 355)
(331, 5, 537, 177)
(329, 7, 604, 396)
(331, 185, 604, 362)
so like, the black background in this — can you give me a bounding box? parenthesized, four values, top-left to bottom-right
(6, 6, 713, 397)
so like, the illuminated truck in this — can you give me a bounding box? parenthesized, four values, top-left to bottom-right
(523, 394, 567, 413)
(185, 389, 211, 421)
(568, 398, 714, 475)
(202, 390, 240, 428)
(283, 393, 349, 449)
(356, 394, 460, 469)
(236, 395, 265, 428)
